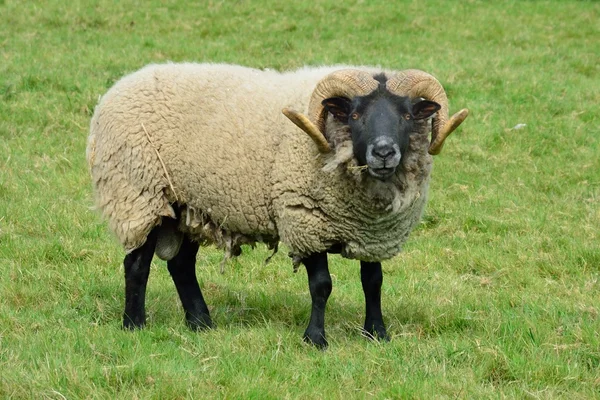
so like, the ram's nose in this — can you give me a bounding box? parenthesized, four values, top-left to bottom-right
(372, 143, 396, 161)
(371, 138, 397, 162)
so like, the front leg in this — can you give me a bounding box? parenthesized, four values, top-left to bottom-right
(302, 251, 332, 349)
(360, 261, 389, 341)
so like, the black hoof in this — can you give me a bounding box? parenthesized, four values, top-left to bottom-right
(362, 325, 390, 342)
(303, 328, 328, 349)
(186, 313, 213, 331)
(123, 315, 145, 330)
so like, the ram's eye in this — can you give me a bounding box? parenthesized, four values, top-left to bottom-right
(351, 112, 360, 120)
(403, 114, 412, 120)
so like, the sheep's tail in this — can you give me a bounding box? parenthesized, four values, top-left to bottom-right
(88, 114, 177, 253)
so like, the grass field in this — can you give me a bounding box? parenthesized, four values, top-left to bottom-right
(1, 0, 599, 398)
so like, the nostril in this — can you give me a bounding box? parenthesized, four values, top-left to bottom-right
(372, 146, 396, 160)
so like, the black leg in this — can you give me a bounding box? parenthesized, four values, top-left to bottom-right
(167, 235, 212, 330)
(302, 252, 332, 349)
(360, 261, 389, 341)
(123, 229, 158, 329)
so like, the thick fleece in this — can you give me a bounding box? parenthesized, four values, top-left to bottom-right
(272, 119, 431, 262)
(87, 63, 432, 262)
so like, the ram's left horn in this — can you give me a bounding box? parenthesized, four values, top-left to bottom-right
(282, 108, 331, 153)
(428, 108, 469, 155)
(386, 69, 469, 155)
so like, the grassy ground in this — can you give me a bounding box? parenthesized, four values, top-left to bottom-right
(1, 0, 599, 398)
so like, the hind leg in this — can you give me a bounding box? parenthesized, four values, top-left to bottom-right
(167, 235, 212, 330)
(123, 229, 158, 329)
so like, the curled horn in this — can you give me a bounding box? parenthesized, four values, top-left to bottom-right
(282, 108, 331, 153)
(386, 69, 469, 155)
(282, 69, 379, 154)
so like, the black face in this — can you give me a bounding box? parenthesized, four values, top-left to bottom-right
(323, 88, 440, 180)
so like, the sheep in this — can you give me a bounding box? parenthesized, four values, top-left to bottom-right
(86, 63, 468, 348)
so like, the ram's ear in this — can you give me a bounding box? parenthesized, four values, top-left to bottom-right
(412, 100, 441, 120)
(322, 97, 351, 122)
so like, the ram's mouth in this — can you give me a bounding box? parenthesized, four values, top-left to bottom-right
(368, 167, 396, 180)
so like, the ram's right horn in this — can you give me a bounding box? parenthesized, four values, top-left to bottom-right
(307, 70, 379, 135)
(282, 108, 331, 153)
(283, 69, 380, 154)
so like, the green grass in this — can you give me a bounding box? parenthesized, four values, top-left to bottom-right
(1, 0, 599, 397)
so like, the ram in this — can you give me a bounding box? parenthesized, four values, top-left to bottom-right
(87, 63, 468, 347)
